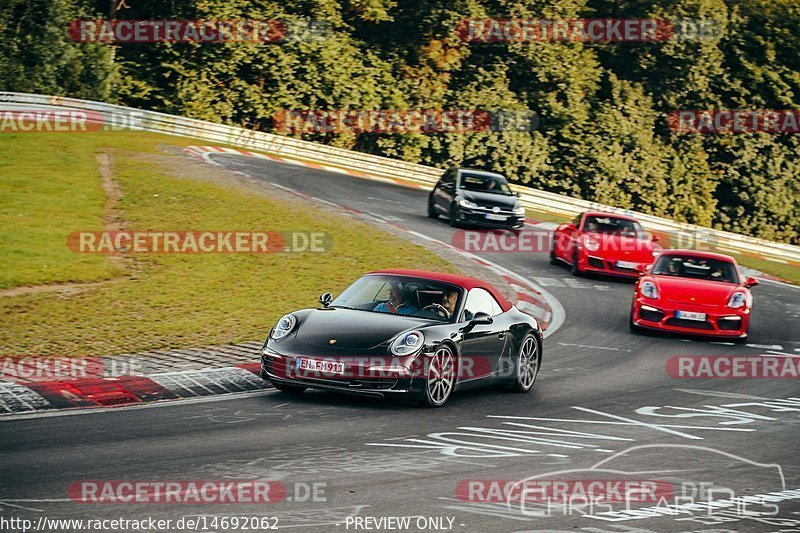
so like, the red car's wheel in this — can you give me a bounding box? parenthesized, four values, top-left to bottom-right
(549, 241, 559, 265)
(570, 249, 582, 276)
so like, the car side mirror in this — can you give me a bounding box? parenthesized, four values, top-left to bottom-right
(459, 311, 493, 333)
(319, 292, 333, 307)
(470, 312, 493, 325)
(745, 277, 759, 288)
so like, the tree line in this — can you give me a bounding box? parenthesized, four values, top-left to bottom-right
(2, 0, 798, 244)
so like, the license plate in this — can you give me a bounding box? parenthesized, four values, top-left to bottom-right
(485, 213, 507, 221)
(616, 260, 637, 269)
(296, 358, 345, 375)
(675, 310, 707, 321)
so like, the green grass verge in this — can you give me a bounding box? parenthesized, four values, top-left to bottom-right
(0, 134, 119, 288)
(0, 132, 455, 356)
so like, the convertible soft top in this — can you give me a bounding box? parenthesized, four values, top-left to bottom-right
(368, 269, 512, 312)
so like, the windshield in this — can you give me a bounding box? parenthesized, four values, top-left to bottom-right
(652, 255, 740, 284)
(583, 215, 644, 237)
(459, 172, 513, 196)
(331, 275, 463, 322)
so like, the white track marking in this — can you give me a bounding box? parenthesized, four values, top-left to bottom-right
(747, 344, 784, 350)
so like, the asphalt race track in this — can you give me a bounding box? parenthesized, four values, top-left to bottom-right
(1, 154, 799, 533)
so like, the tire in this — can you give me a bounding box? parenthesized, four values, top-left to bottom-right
(448, 204, 459, 227)
(270, 380, 307, 394)
(419, 344, 457, 407)
(509, 334, 539, 393)
(549, 243, 559, 265)
(570, 249, 582, 276)
(427, 196, 439, 219)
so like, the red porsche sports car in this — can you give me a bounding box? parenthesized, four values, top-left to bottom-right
(630, 250, 759, 339)
(550, 211, 662, 278)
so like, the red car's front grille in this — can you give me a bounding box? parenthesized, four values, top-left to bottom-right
(665, 317, 715, 330)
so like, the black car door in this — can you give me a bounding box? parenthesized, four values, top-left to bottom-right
(457, 288, 508, 382)
(434, 168, 456, 213)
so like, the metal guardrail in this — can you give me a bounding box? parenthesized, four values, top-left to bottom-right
(2, 91, 798, 265)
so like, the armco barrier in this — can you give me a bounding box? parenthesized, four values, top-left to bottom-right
(2, 91, 798, 266)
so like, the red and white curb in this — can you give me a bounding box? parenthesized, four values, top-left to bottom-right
(0, 364, 264, 416)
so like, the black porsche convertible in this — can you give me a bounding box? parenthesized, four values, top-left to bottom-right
(260, 269, 543, 407)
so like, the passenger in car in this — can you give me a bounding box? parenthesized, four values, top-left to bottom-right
(374, 283, 419, 315)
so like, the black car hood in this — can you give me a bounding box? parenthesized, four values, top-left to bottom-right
(462, 190, 518, 209)
(294, 308, 430, 350)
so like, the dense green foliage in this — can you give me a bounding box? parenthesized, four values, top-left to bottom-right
(2, 0, 798, 243)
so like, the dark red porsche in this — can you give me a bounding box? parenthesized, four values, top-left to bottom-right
(551, 211, 662, 278)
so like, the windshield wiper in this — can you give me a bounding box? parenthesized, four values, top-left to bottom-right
(331, 305, 358, 310)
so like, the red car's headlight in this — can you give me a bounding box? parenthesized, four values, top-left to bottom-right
(727, 292, 747, 309)
(641, 281, 659, 299)
(583, 236, 600, 252)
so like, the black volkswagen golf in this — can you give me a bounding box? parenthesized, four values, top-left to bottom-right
(427, 168, 526, 229)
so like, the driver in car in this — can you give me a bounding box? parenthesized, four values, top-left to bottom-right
(442, 290, 459, 317)
(442, 289, 472, 321)
(374, 283, 418, 315)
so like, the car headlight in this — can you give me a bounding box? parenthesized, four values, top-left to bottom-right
(641, 281, 659, 299)
(583, 236, 600, 252)
(727, 292, 747, 309)
(459, 199, 479, 209)
(390, 330, 424, 356)
(513, 206, 526, 215)
(270, 314, 296, 340)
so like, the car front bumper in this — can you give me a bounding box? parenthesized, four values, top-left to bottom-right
(260, 349, 428, 399)
(455, 207, 525, 229)
(631, 298, 750, 337)
(578, 253, 653, 278)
